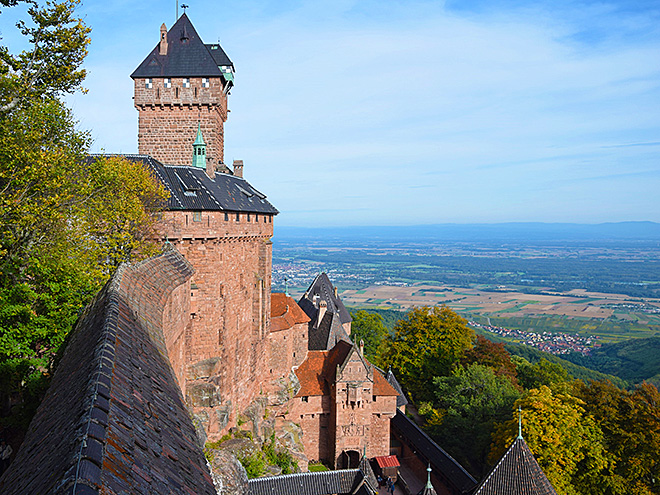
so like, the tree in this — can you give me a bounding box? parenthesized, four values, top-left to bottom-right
(350, 310, 388, 363)
(426, 364, 520, 477)
(515, 356, 569, 390)
(574, 380, 660, 494)
(382, 306, 474, 402)
(1, 0, 90, 113)
(491, 386, 609, 495)
(0, 1, 168, 429)
(463, 335, 519, 388)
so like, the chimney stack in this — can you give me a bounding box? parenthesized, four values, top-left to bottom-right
(359, 339, 364, 357)
(206, 160, 215, 180)
(334, 286, 338, 298)
(316, 300, 327, 329)
(159, 23, 168, 55)
(233, 159, 244, 178)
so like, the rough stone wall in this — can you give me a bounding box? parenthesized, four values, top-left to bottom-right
(290, 396, 331, 463)
(267, 321, 307, 386)
(134, 76, 227, 166)
(156, 209, 273, 439)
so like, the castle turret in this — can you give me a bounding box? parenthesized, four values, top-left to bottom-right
(192, 123, 206, 169)
(131, 14, 234, 167)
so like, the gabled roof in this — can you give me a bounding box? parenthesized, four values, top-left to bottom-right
(391, 411, 477, 494)
(89, 155, 278, 214)
(386, 368, 409, 408)
(295, 341, 398, 398)
(131, 13, 233, 79)
(299, 273, 352, 326)
(0, 249, 216, 495)
(473, 437, 558, 495)
(271, 293, 310, 332)
(308, 309, 351, 351)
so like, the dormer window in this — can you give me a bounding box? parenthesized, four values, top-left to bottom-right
(183, 78, 190, 88)
(202, 77, 210, 88)
(164, 78, 172, 88)
(145, 78, 153, 89)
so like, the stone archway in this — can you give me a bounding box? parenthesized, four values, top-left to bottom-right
(338, 450, 361, 469)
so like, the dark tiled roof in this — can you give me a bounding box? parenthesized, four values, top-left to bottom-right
(308, 310, 350, 351)
(248, 459, 378, 495)
(472, 437, 558, 495)
(298, 273, 352, 326)
(391, 411, 477, 494)
(0, 249, 217, 495)
(88, 155, 278, 214)
(131, 13, 233, 79)
(248, 469, 363, 495)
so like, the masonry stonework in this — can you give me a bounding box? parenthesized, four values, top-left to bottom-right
(134, 77, 228, 167)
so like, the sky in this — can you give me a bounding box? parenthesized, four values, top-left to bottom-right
(2, 0, 660, 227)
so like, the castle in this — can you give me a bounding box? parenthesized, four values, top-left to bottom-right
(128, 12, 401, 469)
(0, 13, 557, 495)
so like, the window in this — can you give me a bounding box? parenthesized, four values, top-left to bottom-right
(224, 212, 229, 221)
(164, 78, 172, 88)
(193, 211, 202, 222)
(235, 212, 240, 221)
(255, 214, 259, 222)
(247, 213, 251, 222)
(183, 78, 190, 88)
(301, 396, 309, 403)
(145, 78, 153, 89)
(202, 77, 210, 88)
(269, 215, 272, 223)
(175, 87, 179, 98)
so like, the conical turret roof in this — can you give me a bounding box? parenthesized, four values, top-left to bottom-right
(473, 437, 558, 495)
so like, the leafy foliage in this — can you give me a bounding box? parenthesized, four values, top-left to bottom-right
(382, 306, 474, 402)
(425, 364, 521, 477)
(349, 310, 389, 363)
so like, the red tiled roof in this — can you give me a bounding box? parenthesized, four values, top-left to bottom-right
(295, 340, 399, 398)
(271, 293, 310, 332)
(375, 455, 400, 468)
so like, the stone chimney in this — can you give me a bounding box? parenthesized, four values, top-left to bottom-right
(316, 300, 327, 329)
(159, 23, 168, 55)
(206, 160, 215, 180)
(233, 159, 244, 178)
(334, 286, 338, 298)
(359, 339, 364, 357)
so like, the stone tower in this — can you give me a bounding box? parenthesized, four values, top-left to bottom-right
(131, 13, 234, 168)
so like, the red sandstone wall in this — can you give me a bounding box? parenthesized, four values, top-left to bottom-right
(290, 396, 331, 463)
(134, 77, 227, 166)
(156, 209, 274, 438)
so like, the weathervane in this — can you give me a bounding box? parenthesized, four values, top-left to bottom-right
(518, 406, 523, 439)
(181, 3, 189, 12)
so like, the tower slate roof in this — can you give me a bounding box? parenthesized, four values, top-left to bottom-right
(299, 273, 351, 326)
(131, 13, 233, 79)
(89, 155, 278, 214)
(472, 437, 558, 495)
(0, 249, 217, 495)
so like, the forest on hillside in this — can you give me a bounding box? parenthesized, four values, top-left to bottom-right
(352, 307, 660, 494)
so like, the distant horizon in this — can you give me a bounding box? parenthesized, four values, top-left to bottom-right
(4, 0, 659, 225)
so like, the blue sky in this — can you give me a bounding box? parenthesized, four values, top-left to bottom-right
(3, 0, 660, 226)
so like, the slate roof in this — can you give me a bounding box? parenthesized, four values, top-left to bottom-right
(131, 13, 233, 79)
(248, 457, 378, 495)
(472, 437, 558, 495)
(271, 293, 310, 332)
(308, 309, 351, 351)
(89, 154, 278, 214)
(0, 249, 217, 495)
(391, 411, 477, 494)
(299, 273, 352, 326)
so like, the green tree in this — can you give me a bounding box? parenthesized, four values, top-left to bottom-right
(426, 363, 520, 477)
(574, 380, 660, 494)
(0, 0, 168, 429)
(515, 356, 569, 390)
(1, 0, 90, 113)
(350, 310, 388, 363)
(382, 306, 474, 402)
(491, 386, 609, 495)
